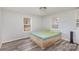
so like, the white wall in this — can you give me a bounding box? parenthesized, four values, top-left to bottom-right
(31, 16, 43, 31)
(74, 9, 79, 44)
(0, 8, 2, 40)
(2, 10, 43, 43)
(2, 8, 79, 44)
(43, 10, 76, 42)
(0, 8, 2, 47)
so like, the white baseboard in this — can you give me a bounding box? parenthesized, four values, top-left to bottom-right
(2, 36, 30, 43)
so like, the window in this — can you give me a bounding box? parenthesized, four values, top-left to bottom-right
(52, 17, 59, 29)
(76, 9, 79, 28)
(51, 17, 59, 31)
(24, 17, 31, 31)
(76, 19, 79, 27)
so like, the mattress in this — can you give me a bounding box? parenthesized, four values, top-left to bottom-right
(31, 31, 61, 40)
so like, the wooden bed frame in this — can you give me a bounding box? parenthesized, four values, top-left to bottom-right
(31, 35, 61, 49)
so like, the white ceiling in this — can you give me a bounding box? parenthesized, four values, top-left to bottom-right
(3, 7, 76, 16)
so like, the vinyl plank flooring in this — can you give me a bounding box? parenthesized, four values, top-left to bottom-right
(0, 38, 78, 51)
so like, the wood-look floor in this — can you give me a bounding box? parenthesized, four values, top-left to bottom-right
(0, 38, 79, 51)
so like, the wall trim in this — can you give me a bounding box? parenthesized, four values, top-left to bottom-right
(2, 36, 30, 43)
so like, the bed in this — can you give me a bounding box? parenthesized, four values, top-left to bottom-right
(31, 30, 61, 49)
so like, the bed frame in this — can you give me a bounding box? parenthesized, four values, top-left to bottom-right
(31, 35, 61, 49)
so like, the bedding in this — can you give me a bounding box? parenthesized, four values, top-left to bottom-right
(31, 31, 61, 40)
(31, 30, 61, 49)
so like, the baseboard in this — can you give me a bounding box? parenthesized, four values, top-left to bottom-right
(2, 37, 30, 43)
(61, 36, 70, 42)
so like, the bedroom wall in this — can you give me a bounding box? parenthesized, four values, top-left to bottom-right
(43, 10, 76, 42)
(2, 8, 79, 44)
(2, 10, 43, 43)
(0, 8, 2, 47)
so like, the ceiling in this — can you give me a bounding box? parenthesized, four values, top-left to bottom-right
(3, 7, 76, 16)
